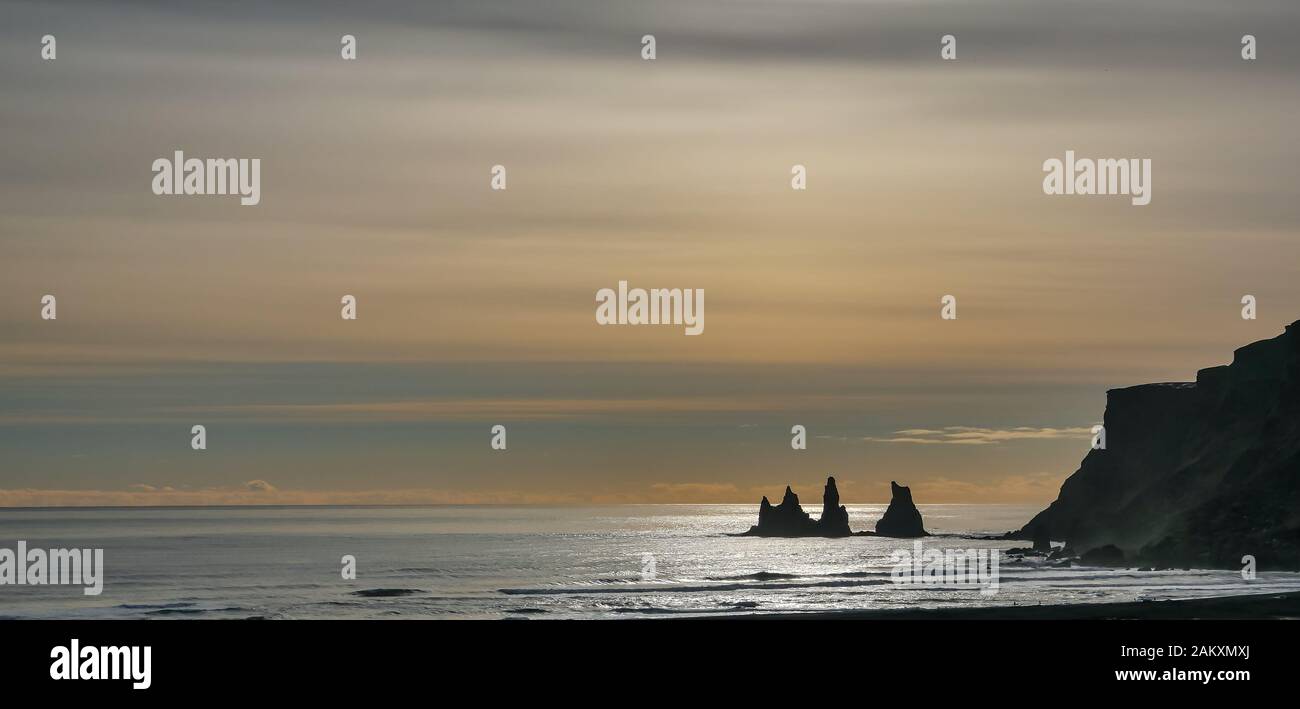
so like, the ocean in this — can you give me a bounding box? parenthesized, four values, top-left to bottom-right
(2, 504, 1297, 619)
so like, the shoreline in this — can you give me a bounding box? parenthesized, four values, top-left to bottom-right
(721, 590, 1300, 620)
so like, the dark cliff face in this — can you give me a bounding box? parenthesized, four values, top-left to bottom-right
(1018, 321, 1300, 569)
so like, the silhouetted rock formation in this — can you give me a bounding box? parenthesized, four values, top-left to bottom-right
(1032, 526, 1052, 553)
(819, 476, 851, 536)
(753, 485, 814, 535)
(743, 478, 930, 537)
(1079, 544, 1125, 566)
(1014, 321, 1300, 569)
(875, 481, 928, 537)
(745, 476, 851, 537)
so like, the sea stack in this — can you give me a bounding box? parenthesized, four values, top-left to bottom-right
(819, 476, 852, 536)
(745, 476, 853, 537)
(875, 481, 928, 537)
(754, 485, 814, 535)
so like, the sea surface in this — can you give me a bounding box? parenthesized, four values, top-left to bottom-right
(2, 504, 1298, 619)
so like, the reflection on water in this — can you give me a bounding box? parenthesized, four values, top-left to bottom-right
(1, 505, 1295, 619)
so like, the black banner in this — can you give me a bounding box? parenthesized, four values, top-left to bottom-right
(0, 618, 1279, 697)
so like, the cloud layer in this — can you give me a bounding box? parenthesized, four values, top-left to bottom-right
(866, 426, 1095, 445)
(2, 1, 1298, 504)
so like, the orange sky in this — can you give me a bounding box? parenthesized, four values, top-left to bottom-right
(2, 1, 1298, 506)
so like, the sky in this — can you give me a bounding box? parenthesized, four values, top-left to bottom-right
(2, 0, 1299, 506)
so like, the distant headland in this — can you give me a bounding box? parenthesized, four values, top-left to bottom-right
(1011, 320, 1300, 570)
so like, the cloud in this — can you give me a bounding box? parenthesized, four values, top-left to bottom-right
(2, 393, 911, 425)
(646, 482, 742, 502)
(864, 426, 1094, 446)
(0, 486, 593, 507)
(640, 475, 1066, 504)
(0, 472, 1067, 506)
(127, 483, 176, 492)
(908, 473, 1065, 504)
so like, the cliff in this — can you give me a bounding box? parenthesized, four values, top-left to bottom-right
(1016, 321, 1300, 569)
